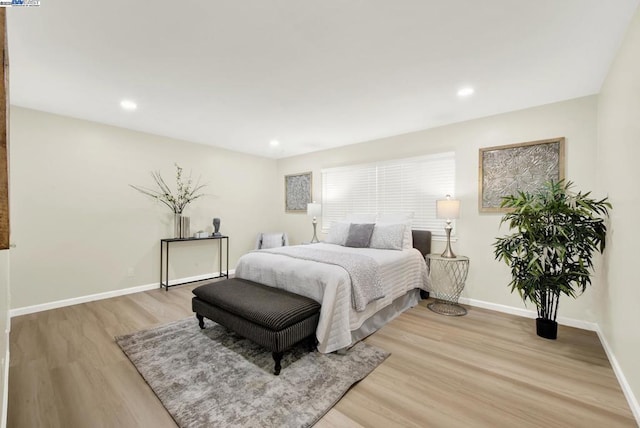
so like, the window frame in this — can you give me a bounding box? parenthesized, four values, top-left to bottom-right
(320, 152, 456, 238)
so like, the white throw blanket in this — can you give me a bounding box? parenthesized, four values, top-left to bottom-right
(235, 243, 428, 353)
(258, 246, 384, 311)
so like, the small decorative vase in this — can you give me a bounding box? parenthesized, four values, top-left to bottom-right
(180, 216, 190, 239)
(536, 317, 558, 340)
(174, 213, 182, 238)
(174, 213, 190, 238)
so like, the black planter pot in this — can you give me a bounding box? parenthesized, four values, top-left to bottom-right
(536, 318, 558, 340)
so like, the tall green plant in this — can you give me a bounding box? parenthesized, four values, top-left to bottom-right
(493, 181, 610, 322)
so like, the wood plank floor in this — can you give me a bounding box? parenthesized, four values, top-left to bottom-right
(8, 283, 637, 427)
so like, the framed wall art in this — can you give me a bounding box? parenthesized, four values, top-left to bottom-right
(284, 171, 312, 213)
(478, 137, 565, 213)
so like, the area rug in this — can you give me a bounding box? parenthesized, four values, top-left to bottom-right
(116, 317, 389, 428)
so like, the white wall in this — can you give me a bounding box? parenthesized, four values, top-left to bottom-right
(597, 5, 640, 416)
(9, 107, 279, 309)
(276, 95, 601, 322)
(0, 250, 8, 427)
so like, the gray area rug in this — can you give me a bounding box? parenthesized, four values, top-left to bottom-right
(116, 317, 389, 428)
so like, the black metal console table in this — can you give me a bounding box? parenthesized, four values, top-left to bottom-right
(160, 235, 229, 291)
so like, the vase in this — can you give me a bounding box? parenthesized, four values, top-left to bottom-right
(174, 213, 191, 238)
(174, 213, 181, 238)
(536, 317, 558, 340)
(181, 216, 190, 238)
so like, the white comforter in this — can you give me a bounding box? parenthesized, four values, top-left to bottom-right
(234, 243, 429, 353)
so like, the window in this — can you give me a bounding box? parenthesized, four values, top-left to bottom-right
(321, 152, 455, 238)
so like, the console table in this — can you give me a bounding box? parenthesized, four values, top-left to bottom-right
(160, 235, 229, 291)
(426, 254, 470, 316)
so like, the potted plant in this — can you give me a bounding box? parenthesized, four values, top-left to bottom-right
(493, 180, 611, 339)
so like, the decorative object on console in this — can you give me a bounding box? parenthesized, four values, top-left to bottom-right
(436, 195, 460, 258)
(307, 202, 321, 243)
(178, 215, 190, 239)
(130, 163, 207, 238)
(285, 171, 312, 212)
(212, 217, 221, 236)
(493, 180, 610, 339)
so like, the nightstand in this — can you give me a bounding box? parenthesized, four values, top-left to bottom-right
(426, 254, 470, 316)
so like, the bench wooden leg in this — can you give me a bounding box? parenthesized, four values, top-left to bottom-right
(306, 335, 316, 352)
(272, 351, 283, 375)
(196, 313, 205, 329)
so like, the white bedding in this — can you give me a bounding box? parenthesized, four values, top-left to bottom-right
(234, 243, 429, 353)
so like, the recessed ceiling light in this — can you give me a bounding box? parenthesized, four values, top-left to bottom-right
(457, 87, 475, 98)
(120, 100, 138, 111)
(270, 139, 280, 147)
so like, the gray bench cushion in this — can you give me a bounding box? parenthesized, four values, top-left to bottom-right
(192, 278, 320, 331)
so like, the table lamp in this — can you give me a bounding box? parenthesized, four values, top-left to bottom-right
(307, 202, 322, 243)
(436, 195, 460, 258)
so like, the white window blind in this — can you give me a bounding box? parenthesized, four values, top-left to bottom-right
(321, 152, 455, 237)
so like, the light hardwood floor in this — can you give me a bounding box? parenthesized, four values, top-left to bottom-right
(8, 284, 637, 427)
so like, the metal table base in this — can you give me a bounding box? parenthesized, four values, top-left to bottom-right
(160, 235, 229, 291)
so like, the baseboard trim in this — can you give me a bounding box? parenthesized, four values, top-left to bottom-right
(458, 296, 638, 423)
(457, 296, 598, 331)
(594, 325, 640, 422)
(9, 270, 235, 318)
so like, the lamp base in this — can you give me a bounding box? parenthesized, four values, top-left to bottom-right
(310, 219, 319, 243)
(441, 223, 456, 258)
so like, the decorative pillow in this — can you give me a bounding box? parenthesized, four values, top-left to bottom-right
(345, 223, 375, 248)
(377, 213, 414, 249)
(346, 213, 377, 223)
(325, 221, 351, 245)
(260, 233, 285, 249)
(369, 223, 405, 250)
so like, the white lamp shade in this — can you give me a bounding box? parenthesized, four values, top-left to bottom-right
(436, 198, 460, 219)
(307, 203, 322, 217)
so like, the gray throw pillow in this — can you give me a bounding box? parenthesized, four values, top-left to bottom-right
(345, 223, 375, 248)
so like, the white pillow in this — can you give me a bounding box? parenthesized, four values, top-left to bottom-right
(325, 221, 351, 245)
(369, 223, 405, 250)
(346, 213, 377, 223)
(377, 213, 413, 249)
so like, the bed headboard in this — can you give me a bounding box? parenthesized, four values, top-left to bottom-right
(412, 230, 431, 257)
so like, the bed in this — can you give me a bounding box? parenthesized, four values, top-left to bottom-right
(234, 229, 431, 353)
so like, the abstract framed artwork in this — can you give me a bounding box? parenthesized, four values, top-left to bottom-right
(285, 171, 312, 213)
(478, 137, 565, 213)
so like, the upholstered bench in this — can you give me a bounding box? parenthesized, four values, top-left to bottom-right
(192, 278, 321, 375)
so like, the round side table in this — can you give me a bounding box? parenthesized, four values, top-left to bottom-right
(426, 254, 470, 316)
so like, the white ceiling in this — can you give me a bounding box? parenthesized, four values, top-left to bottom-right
(7, 1, 639, 159)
